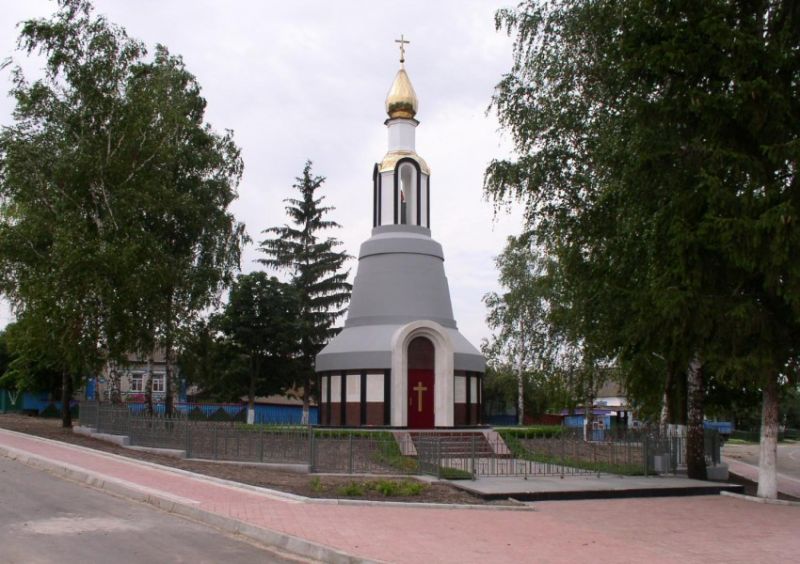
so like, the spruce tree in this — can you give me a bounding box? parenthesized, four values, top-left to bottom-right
(259, 161, 351, 423)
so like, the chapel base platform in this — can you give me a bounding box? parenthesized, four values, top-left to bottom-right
(447, 474, 744, 502)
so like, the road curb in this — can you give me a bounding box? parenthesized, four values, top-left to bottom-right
(0, 442, 378, 564)
(720, 490, 800, 507)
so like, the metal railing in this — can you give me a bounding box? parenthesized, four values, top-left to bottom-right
(79, 403, 721, 478)
(309, 431, 418, 475)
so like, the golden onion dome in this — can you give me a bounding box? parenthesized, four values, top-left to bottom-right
(385, 67, 418, 120)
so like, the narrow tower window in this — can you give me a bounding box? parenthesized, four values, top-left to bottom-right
(399, 163, 415, 225)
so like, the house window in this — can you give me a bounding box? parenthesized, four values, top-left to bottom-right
(130, 373, 144, 392)
(152, 374, 165, 393)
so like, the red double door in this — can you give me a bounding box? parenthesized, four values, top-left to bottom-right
(407, 368, 434, 428)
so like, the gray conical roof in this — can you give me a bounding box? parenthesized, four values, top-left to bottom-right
(316, 225, 484, 373)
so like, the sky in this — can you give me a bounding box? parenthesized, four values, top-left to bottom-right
(0, 0, 523, 347)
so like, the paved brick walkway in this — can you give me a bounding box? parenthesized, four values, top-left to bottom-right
(2, 428, 799, 563)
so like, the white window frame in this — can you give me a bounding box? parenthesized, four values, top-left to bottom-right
(151, 374, 165, 393)
(129, 373, 144, 393)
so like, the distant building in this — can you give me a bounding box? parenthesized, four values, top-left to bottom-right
(90, 350, 186, 403)
(563, 380, 636, 430)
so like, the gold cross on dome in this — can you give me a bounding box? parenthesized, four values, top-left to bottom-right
(395, 34, 410, 63)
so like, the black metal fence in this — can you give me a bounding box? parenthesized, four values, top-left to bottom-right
(79, 403, 721, 478)
(493, 427, 722, 477)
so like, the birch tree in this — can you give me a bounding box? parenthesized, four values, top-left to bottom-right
(0, 0, 245, 424)
(487, 0, 800, 492)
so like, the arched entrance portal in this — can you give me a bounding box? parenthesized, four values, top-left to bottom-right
(407, 336, 435, 428)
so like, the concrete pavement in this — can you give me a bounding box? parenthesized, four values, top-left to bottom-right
(723, 441, 800, 499)
(450, 473, 742, 501)
(0, 456, 306, 564)
(723, 457, 800, 499)
(2, 427, 799, 563)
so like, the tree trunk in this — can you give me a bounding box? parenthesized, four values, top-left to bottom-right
(301, 372, 310, 426)
(757, 374, 779, 499)
(164, 333, 174, 417)
(660, 364, 674, 430)
(686, 355, 707, 480)
(674, 368, 688, 425)
(145, 358, 154, 416)
(515, 335, 527, 426)
(61, 370, 73, 428)
(247, 355, 257, 425)
(583, 367, 595, 442)
(516, 359, 525, 427)
(110, 365, 122, 405)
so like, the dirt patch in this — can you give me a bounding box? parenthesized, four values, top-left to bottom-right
(0, 414, 493, 504)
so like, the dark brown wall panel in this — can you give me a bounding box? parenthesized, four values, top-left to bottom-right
(469, 404, 480, 426)
(366, 403, 384, 426)
(454, 403, 466, 426)
(346, 403, 361, 427)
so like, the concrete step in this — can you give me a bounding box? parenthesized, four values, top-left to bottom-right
(409, 432, 501, 458)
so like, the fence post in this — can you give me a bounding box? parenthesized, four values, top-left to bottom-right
(95, 403, 101, 430)
(213, 425, 218, 460)
(470, 434, 476, 480)
(308, 428, 315, 472)
(259, 427, 265, 463)
(348, 433, 354, 474)
(185, 418, 191, 458)
(643, 433, 649, 476)
(437, 436, 442, 479)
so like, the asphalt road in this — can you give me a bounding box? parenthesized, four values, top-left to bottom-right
(0, 456, 310, 564)
(723, 440, 800, 480)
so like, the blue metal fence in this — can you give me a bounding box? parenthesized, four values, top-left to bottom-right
(254, 404, 319, 424)
(16, 392, 78, 415)
(119, 401, 317, 424)
(2, 391, 319, 424)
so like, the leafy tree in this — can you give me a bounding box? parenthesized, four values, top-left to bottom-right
(133, 44, 246, 416)
(215, 273, 301, 422)
(0, 320, 64, 402)
(178, 319, 249, 403)
(487, 1, 800, 493)
(0, 0, 245, 424)
(259, 161, 351, 423)
(0, 328, 10, 381)
(485, 234, 614, 433)
(484, 235, 582, 425)
(482, 362, 574, 423)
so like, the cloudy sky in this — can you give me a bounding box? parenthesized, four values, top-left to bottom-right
(0, 0, 523, 347)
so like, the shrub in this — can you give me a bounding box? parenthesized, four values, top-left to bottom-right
(372, 479, 426, 497)
(337, 482, 365, 496)
(40, 404, 60, 418)
(371, 436, 419, 473)
(438, 467, 473, 480)
(208, 407, 231, 422)
(497, 426, 563, 439)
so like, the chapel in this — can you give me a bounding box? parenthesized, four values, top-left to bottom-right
(315, 39, 485, 428)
